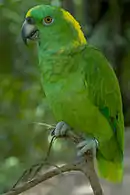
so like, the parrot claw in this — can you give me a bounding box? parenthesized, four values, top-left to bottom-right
(76, 138, 98, 157)
(51, 121, 71, 137)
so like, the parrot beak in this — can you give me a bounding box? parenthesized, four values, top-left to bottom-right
(21, 17, 39, 45)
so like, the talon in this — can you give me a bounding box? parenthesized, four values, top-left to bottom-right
(77, 138, 98, 157)
(51, 128, 56, 136)
(52, 121, 71, 137)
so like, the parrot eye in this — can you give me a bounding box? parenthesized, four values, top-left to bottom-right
(43, 16, 54, 25)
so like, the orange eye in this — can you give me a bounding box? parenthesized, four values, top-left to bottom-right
(43, 16, 53, 25)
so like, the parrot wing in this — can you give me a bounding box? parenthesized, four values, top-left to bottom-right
(83, 45, 124, 182)
(84, 45, 124, 153)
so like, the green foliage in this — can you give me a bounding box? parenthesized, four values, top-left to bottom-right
(0, 0, 54, 192)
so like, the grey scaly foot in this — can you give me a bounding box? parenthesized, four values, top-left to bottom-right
(51, 121, 71, 137)
(51, 122, 98, 158)
(76, 138, 98, 157)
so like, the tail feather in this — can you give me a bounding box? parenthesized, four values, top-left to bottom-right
(96, 157, 123, 182)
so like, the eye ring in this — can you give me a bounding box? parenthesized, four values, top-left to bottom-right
(43, 16, 54, 25)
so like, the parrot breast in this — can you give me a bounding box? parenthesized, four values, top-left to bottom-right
(42, 70, 113, 143)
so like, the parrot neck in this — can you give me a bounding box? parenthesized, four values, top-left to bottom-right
(38, 35, 87, 55)
(37, 24, 87, 82)
(38, 43, 86, 83)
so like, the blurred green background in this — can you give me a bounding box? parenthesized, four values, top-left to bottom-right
(0, 0, 130, 194)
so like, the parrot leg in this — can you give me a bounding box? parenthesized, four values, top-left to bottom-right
(51, 121, 71, 137)
(76, 138, 98, 157)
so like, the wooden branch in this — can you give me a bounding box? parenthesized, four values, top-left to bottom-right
(3, 130, 104, 195)
(3, 163, 81, 195)
(66, 130, 103, 195)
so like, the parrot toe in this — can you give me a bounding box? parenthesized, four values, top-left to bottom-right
(76, 138, 98, 157)
(51, 121, 71, 137)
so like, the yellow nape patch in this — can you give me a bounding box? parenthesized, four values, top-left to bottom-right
(26, 5, 41, 18)
(62, 10, 86, 44)
(63, 10, 81, 30)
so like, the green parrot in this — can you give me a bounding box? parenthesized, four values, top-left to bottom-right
(21, 4, 124, 182)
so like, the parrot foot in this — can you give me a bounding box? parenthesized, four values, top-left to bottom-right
(51, 121, 71, 137)
(51, 122, 98, 158)
(76, 138, 98, 157)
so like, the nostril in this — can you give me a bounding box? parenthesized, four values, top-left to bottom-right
(26, 17, 35, 24)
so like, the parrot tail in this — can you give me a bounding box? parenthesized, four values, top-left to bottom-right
(96, 156, 123, 182)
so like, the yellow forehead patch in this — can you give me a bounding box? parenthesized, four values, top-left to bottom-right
(26, 10, 31, 17)
(26, 5, 41, 18)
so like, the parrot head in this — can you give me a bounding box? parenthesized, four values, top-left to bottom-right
(21, 5, 86, 52)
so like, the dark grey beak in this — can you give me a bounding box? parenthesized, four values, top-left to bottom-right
(21, 17, 39, 45)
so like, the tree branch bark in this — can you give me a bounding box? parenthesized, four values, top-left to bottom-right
(3, 130, 104, 195)
(3, 163, 81, 195)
